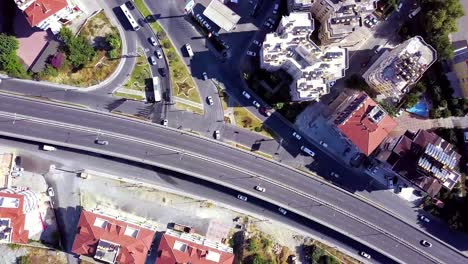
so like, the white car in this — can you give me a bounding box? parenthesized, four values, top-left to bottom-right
(47, 187, 55, 197)
(420, 240, 432, 247)
(202, 72, 208, 80)
(330, 172, 339, 178)
(292, 132, 302, 140)
(272, 3, 279, 14)
(237, 194, 248, 201)
(162, 119, 168, 126)
(149, 37, 157, 46)
(149, 56, 157, 66)
(253, 40, 262, 46)
(419, 215, 430, 223)
(264, 21, 273, 29)
(254, 185, 266, 192)
(252, 100, 261, 108)
(214, 130, 221, 140)
(278, 207, 287, 215)
(155, 49, 163, 59)
(95, 140, 109, 145)
(246, 51, 256, 57)
(242, 91, 251, 99)
(360, 251, 371, 259)
(11, 171, 22, 177)
(206, 96, 214, 105)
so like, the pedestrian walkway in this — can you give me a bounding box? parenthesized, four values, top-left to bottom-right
(395, 112, 468, 132)
(116, 88, 146, 97)
(173, 96, 204, 109)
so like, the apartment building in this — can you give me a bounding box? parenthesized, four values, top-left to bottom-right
(0, 192, 29, 244)
(377, 130, 462, 197)
(14, 0, 80, 34)
(287, 0, 313, 12)
(310, 0, 376, 46)
(362, 36, 437, 101)
(260, 12, 348, 101)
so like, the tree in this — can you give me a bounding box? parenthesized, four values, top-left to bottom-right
(273, 102, 284, 110)
(0, 34, 27, 78)
(59, 27, 95, 68)
(105, 33, 121, 50)
(248, 237, 259, 252)
(404, 93, 419, 108)
(252, 254, 272, 264)
(440, 100, 448, 108)
(310, 245, 325, 264)
(453, 109, 464, 117)
(58, 27, 74, 47)
(441, 108, 452, 118)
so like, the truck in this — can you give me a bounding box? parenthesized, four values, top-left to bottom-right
(409, 7, 421, 18)
(42, 145, 57, 151)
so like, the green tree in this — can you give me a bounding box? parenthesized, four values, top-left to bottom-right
(252, 254, 272, 264)
(440, 100, 448, 108)
(441, 108, 452, 118)
(59, 27, 74, 47)
(404, 93, 419, 108)
(248, 237, 259, 252)
(0, 34, 27, 78)
(311, 245, 325, 264)
(453, 109, 464, 117)
(59, 27, 95, 68)
(105, 33, 121, 50)
(274, 102, 284, 110)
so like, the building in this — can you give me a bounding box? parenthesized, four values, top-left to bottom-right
(310, 0, 376, 47)
(72, 210, 156, 264)
(156, 229, 234, 264)
(362, 36, 437, 101)
(203, 0, 241, 32)
(331, 92, 397, 156)
(451, 48, 468, 97)
(287, 0, 313, 12)
(260, 12, 348, 101)
(0, 192, 29, 244)
(377, 130, 462, 197)
(14, 0, 80, 34)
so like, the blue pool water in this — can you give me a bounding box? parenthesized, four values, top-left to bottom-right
(407, 99, 429, 118)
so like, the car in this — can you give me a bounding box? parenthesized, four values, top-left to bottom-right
(278, 207, 287, 215)
(267, 17, 275, 24)
(253, 40, 262, 47)
(419, 215, 430, 223)
(203, 22, 212, 30)
(149, 37, 157, 46)
(397, 2, 403, 11)
(149, 56, 157, 66)
(185, 43, 194, 57)
(47, 187, 55, 197)
(126, 1, 135, 10)
(388, 178, 394, 188)
(360, 251, 371, 259)
(13, 166, 24, 172)
(301, 146, 315, 157)
(264, 21, 273, 29)
(254, 185, 266, 192)
(195, 13, 202, 20)
(330, 172, 339, 178)
(95, 140, 109, 145)
(162, 119, 168, 126)
(242, 91, 251, 99)
(246, 51, 256, 56)
(206, 96, 214, 105)
(292, 132, 302, 140)
(214, 130, 221, 140)
(237, 194, 248, 201)
(272, 3, 279, 14)
(159, 67, 167, 76)
(420, 240, 432, 247)
(252, 100, 261, 108)
(371, 167, 378, 175)
(155, 49, 163, 59)
(202, 72, 208, 80)
(11, 171, 22, 177)
(319, 140, 328, 148)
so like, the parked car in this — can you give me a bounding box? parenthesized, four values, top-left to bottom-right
(253, 40, 262, 47)
(330, 172, 339, 178)
(267, 17, 275, 24)
(246, 51, 256, 56)
(237, 194, 248, 201)
(11, 171, 22, 177)
(206, 96, 214, 105)
(162, 119, 168, 126)
(301, 146, 315, 157)
(292, 132, 302, 140)
(242, 91, 251, 99)
(149, 56, 157, 66)
(155, 49, 163, 59)
(419, 215, 430, 223)
(319, 140, 328, 148)
(159, 67, 167, 76)
(278, 207, 287, 215)
(254, 185, 266, 192)
(185, 43, 194, 57)
(264, 21, 273, 29)
(214, 130, 221, 140)
(12, 166, 24, 172)
(47, 187, 55, 197)
(149, 37, 157, 46)
(360, 251, 371, 259)
(420, 240, 432, 247)
(95, 140, 109, 145)
(252, 100, 261, 108)
(202, 72, 208, 80)
(126, 1, 135, 10)
(272, 3, 279, 15)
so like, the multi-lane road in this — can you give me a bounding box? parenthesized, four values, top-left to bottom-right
(0, 94, 466, 264)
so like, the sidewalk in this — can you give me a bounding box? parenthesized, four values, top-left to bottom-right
(395, 112, 468, 132)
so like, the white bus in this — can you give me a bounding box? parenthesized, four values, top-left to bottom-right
(152, 77, 162, 102)
(120, 4, 140, 31)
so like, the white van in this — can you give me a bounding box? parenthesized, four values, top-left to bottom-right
(42, 145, 57, 151)
(300, 146, 315, 157)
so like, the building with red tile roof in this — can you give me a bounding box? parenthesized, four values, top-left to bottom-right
(156, 229, 234, 264)
(333, 92, 397, 156)
(0, 192, 29, 244)
(72, 210, 156, 264)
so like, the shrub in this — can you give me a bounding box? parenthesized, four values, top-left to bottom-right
(108, 49, 119, 59)
(0, 33, 28, 78)
(50, 52, 65, 68)
(248, 237, 259, 252)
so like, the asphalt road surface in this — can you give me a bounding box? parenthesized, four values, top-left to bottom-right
(0, 95, 466, 264)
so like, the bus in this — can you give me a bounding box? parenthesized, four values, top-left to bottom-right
(119, 4, 140, 31)
(152, 77, 162, 103)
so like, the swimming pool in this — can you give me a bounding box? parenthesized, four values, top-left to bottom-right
(406, 98, 429, 118)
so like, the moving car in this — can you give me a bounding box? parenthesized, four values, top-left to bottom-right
(278, 207, 287, 215)
(419, 215, 430, 223)
(42, 145, 57, 151)
(149, 56, 157, 66)
(149, 37, 157, 46)
(214, 130, 221, 140)
(420, 240, 432, 247)
(206, 96, 214, 105)
(254, 185, 266, 192)
(237, 194, 248, 201)
(252, 100, 261, 108)
(202, 72, 208, 80)
(292, 132, 302, 140)
(95, 140, 109, 145)
(246, 51, 256, 56)
(242, 91, 251, 99)
(47, 187, 55, 197)
(162, 119, 168, 126)
(155, 49, 162, 59)
(360, 251, 371, 259)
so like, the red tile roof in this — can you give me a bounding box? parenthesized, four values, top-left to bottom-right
(71, 210, 155, 264)
(156, 231, 234, 264)
(336, 93, 397, 156)
(23, 0, 68, 27)
(0, 192, 29, 244)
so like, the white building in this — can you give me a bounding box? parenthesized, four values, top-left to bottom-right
(310, 0, 376, 47)
(260, 12, 348, 101)
(14, 0, 81, 34)
(363, 36, 437, 101)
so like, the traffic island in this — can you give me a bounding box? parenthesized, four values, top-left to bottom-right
(114, 48, 149, 101)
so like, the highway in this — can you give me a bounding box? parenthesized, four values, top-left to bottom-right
(0, 95, 466, 264)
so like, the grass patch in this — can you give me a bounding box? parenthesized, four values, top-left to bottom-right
(42, 11, 121, 87)
(114, 92, 145, 101)
(175, 102, 204, 115)
(233, 103, 272, 138)
(124, 48, 151, 91)
(134, 0, 201, 104)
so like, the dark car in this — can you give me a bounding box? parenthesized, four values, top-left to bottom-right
(159, 67, 167, 76)
(126, 1, 135, 10)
